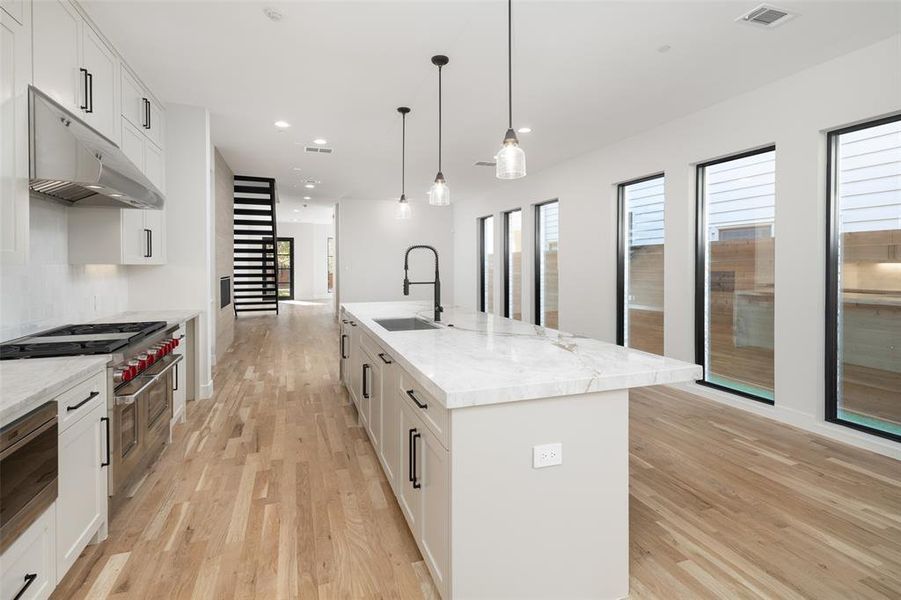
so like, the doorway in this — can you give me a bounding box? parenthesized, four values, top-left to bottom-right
(277, 237, 294, 300)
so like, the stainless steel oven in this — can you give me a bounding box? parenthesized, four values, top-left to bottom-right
(109, 353, 181, 506)
(0, 402, 58, 553)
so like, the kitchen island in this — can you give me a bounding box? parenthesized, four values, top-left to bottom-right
(339, 301, 702, 599)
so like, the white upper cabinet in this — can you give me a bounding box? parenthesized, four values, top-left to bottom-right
(31, 0, 81, 114)
(68, 206, 166, 265)
(80, 23, 117, 141)
(1, 0, 25, 24)
(0, 7, 30, 265)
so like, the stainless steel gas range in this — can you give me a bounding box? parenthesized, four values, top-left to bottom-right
(1, 322, 183, 514)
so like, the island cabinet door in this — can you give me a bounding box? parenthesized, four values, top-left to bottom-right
(357, 351, 372, 429)
(397, 400, 422, 532)
(364, 351, 382, 451)
(418, 424, 450, 597)
(378, 359, 400, 491)
(338, 323, 349, 388)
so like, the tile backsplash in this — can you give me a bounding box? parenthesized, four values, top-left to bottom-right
(0, 197, 129, 341)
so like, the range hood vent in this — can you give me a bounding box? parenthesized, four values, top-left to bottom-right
(28, 86, 165, 209)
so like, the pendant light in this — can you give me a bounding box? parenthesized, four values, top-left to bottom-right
(396, 107, 412, 220)
(428, 55, 451, 206)
(495, 0, 526, 180)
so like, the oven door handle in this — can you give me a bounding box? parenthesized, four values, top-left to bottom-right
(115, 354, 184, 406)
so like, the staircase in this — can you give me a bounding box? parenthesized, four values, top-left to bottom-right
(233, 176, 279, 315)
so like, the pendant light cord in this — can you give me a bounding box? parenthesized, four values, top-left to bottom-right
(438, 64, 443, 171)
(508, 0, 513, 130)
(401, 112, 406, 195)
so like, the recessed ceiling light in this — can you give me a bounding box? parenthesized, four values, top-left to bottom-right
(304, 183, 315, 189)
(313, 138, 327, 145)
(86, 185, 102, 189)
(109, 193, 123, 197)
(274, 120, 291, 129)
(293, 209, 299, 213)
(517, 127, 532, 134)
(263, 7, 284, 22)
(303, 196, 311, 200)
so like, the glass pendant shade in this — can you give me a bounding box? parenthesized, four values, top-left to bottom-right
(396, 194, 411, 220)
(496, 129, 526, 179)
(429, 173, 450, 206)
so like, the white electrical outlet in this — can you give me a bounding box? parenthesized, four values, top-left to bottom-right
(533, 442, 563, 468)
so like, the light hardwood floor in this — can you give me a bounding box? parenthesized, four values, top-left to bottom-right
(53, 302, 901, 599)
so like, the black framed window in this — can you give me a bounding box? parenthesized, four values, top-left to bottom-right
(503, 209, 523, 319)
(826, 114, 901, 442)
(478, 215, 495, 313)
(277, 237, 294, 300)
(534, 200, 559, 327)
(617, 174, 665, 354)
(327, 236, 335, 293)
(696, 147, 776, 403)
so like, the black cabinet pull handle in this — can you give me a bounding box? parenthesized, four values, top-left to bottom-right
(362, 364, 371, 399)
(86, 72, 94, 113)
(80, 68, 89, 110)
(142, 97, 149, 129)
(67, 390, 99, 412)
(147, 99, 151, 129)
(408, 428, 416, 483)
(412, 431, 421, 489)
(144, 228, 151, 257)
(406, 389, 428, 410)
(342, 319, 350, 324)
(13, 573, 38, 600)
(149, 229, 153, 258)
(378, 353, 392, 364)
(340, 334, 348, 359)
(100, 417, 111, 467)
(350, 321, 357, 327)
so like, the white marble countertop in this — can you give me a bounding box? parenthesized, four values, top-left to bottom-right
(91, 309, 201, 328)
(0, 355, 110, 427)
(341, 302, 703, 409)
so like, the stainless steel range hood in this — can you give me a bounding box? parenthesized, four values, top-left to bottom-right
(28, 86, 164, 209)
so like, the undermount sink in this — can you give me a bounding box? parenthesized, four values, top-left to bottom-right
(374, 317, 440, 332)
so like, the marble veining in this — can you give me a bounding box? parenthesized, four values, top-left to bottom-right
(0, 355, 110, 427)
(342, 301, 703, 409)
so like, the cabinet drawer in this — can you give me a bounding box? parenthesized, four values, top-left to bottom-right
(0, 504, 55, 600)
(57, 370, 107, 433)
(399, 371, 448, 449)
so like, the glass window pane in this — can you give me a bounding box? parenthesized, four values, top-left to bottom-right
(480, 216, 494, 312)
(536, 201, 559, 328)
(700, 149, 775, 401)
(622, 176, 665, 354)
(327, 237, 335, 293)
(834, 118, 901, 438)
(504, 209, 523, 320)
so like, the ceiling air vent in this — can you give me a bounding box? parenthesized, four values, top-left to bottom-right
(737, 4, 795, 28)
(474, 161, 497, 167)
(304, 146, 334, 154)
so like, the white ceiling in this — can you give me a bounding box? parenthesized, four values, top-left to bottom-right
(83, 1, 900, 216)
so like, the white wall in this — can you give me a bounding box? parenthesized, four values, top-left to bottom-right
(278, 221, 334, 300)
(0, 197, 129, 340)
(453, 35, 901, 458)
(127, 104, 215, 397)
(338, 199, 453, 306)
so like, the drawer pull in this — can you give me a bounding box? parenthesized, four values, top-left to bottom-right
(67, 390, 100, 412)
(340, 334, 349, 359)
(408, 428, 416, 483)
(378, 352, 393, 364)
(406, 389, 428, 410)
(350, 321, 357, 327)
(13, 573, 37, 600)
(362, 364, 371, 399)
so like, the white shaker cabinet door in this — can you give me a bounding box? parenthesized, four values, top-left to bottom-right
(121, 208, 148, 264)
(81, 24, 118, 142)
(32, 0, 82, 114)
(142, 208, 166, 265)
(57, 403, 107, 581)
(418, 425, 450, 597)
(0, 9, 29, 265)
(120, 117, 144, 170)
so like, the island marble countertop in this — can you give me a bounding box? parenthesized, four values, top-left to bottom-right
(91, 309, 201, 328)
(0, 355, 110, 427)
(341, 302, 703, 409)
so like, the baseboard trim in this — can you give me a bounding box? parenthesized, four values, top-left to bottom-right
(200, 380, 214, 400)
(671, 382, 900, 461)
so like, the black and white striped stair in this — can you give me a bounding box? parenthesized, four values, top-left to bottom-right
(233, 176, 279, 315)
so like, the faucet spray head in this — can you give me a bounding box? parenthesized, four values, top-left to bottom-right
(403, 276, 410, 296)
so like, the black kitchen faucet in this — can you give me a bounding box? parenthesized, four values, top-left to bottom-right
(403, 245, 443, 322)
